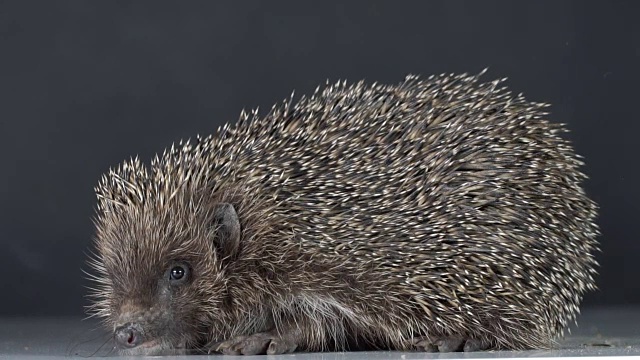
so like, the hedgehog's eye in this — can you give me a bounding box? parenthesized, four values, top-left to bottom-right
(170, 266, 185, 280)
(168, 263, 190, 284)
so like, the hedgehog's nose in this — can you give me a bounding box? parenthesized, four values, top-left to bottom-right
(114, 323, 143, 348)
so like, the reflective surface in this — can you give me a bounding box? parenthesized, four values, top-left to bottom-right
(1, 307, 639, 359)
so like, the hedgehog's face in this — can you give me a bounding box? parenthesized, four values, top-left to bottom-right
(88, 198, 241, 356)
(107, 259, 205, 356)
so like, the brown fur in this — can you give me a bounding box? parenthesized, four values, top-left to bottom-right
(86, 70, 599, 356)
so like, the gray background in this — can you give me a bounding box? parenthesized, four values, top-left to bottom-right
(0, 0, 637, 317)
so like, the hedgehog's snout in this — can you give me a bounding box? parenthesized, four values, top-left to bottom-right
(112, 303, 167, 352)
(114, 322, 143, 349)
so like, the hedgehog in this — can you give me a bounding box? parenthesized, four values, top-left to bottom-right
(86, 69, 599, 356)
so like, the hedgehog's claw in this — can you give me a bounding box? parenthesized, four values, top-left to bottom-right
(463, 338, 492, 352)
(413, 336, 490, 352)
(213, 332, 297, 355)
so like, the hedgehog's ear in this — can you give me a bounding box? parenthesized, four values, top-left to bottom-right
(212, 203, 241, 261)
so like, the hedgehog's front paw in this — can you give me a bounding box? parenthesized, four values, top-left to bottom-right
(412, 336, 490, 352)
(212, 332, 298, 355)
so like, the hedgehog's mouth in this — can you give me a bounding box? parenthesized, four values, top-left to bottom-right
(139, 340, 161, 349)
(117, 339, 187, 356)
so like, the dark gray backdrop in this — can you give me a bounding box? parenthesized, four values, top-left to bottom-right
(0, 0, 637, 316)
